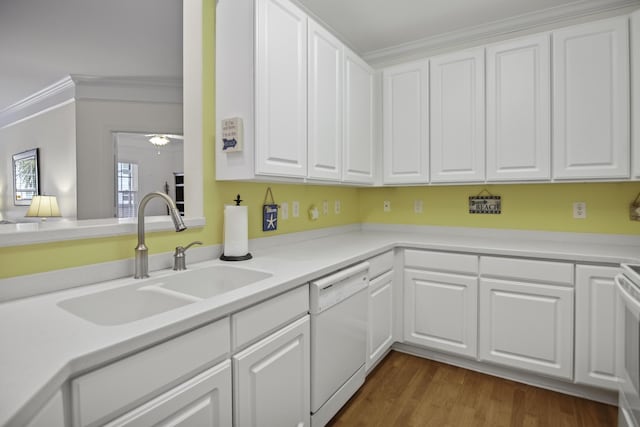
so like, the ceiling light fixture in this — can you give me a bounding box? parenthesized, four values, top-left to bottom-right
(148, 135, 170, 146)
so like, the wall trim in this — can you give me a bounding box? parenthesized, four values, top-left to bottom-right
(0, 75, 182, 128)
(363, 0, 639, 66)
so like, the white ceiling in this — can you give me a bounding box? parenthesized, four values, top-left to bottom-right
(297, 0, 637, 55)
(1, 0, 637, 113)
(0, 0, 182, 112)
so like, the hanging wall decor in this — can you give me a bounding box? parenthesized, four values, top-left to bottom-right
(469, 189, 501, 214)
(262, 187, 278, 231)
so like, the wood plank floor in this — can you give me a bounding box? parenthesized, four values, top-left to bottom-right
(327, 351, 617, 427)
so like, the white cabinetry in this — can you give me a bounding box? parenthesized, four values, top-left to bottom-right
(308, 20, 342, 181)
(234, 316, 310, 427)
(366, 251, 395, 371)
(105, 361, 232, 427)
(552, 17, 630, 179)
(575, 265, 620, 390)
(382, 61, 429, 184)
(343, 49, 375, 184)
(632, 10, 640, 178)
(254, 0, 308, 177)
(430, 47, 485, 183)
(486, 34, 550, 181)
(26, 390, 65, 427)
(479, 257, 574, 380)
(232, 285, 310, 427)
(71, 319, 231, 426)
(404, 250, 479, 358)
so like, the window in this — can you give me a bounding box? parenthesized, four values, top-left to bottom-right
(116, 162, 138, 218)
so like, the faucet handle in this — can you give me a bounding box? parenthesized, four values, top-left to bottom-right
(173, 241, 203, 271)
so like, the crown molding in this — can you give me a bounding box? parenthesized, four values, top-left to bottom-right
(363, 0, 640, 66)
(0, 75, 182, 128)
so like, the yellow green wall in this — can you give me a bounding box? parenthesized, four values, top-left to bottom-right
(360, 182, 640, 233)
(1, 2, 639, 279)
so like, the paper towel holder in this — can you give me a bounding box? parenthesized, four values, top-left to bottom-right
(220, 194, 253, 261)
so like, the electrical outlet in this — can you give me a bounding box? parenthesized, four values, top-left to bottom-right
(573, 202, 586, 219)
(322, 200, 329, 215)
(292, 201, 300, 218)
(281, 202, 289, 220)
(334, 200, 341, 214)
(414, 199, 423, 214)
(383, 200, 391, 212)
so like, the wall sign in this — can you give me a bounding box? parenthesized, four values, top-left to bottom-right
(469, 195, 501, 214)
(262, 187, 278, 231)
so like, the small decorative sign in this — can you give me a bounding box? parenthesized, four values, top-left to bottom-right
(469, 191, 501, 214)
(262, 187, 278, 231)
(221, 117, 243, 153)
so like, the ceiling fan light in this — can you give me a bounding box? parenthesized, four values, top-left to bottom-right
(149, 135, 170, 146)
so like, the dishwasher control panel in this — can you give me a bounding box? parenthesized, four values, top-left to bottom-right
(310, 262, 369, 314)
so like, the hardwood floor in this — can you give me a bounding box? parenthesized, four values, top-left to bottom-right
(327, 351, 617, 427)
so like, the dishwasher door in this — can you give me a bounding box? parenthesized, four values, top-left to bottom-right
(310, 264, 369, 414)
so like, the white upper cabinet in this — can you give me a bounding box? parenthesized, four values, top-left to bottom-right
(343, 49, 375, 184)
(255, 0, 308, 177)
(430, 48, 485, 183)
(382, 60, 429, 184)
(486, 34, 551, 181)
(632, 10, 640, 178)
(308, 20, 343, 181)
(552, 17, 630, 179)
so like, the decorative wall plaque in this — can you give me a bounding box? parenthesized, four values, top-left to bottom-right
(469, 195, 501, 214)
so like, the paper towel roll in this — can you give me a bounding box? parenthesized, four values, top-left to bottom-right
(223, 205, 249, 257)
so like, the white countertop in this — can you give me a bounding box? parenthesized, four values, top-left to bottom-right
(2, 226, 640, 426)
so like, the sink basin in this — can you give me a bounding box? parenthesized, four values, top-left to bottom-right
(58, 264, 272, 325)
(58, 284, 199, 326)
(157, 265, 273, 298)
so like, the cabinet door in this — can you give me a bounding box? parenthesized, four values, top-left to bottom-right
(343, 49, 375, 184)
(632, 10, 640, 178)
(105, 361, 232, 427)
(575, 265, 620, 390)
(479, 278, 573, 379)
(430, 47, 485, 183)
(486, 34, 550, 181)
(308, 20, 342, 181)
(552, 17, 630, 179)
(234, 316, 310, 427)
(255, 0, 307, 177)
(382, 60, 429, 184)
(367, 270, 394, 371)
(404, 269, 478, 358)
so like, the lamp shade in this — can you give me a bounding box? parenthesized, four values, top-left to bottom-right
(25, 195, 61, 218)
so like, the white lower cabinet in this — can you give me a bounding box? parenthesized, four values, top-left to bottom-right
(105, 361, 232, 427)
(479, 257, 574, 380)
(233, 315, 310, 427)
(26, 390, 65, 427)
(71, 319, 231, 427)
(367, 270, 394, 370)
(403, 250, 479, 358)
(575, 265, 620, 390)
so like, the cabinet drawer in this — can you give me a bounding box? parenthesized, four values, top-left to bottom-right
(368, 250, 394, 278)
(72, 318, 230, 427)
(232, 284, 309, 350)
(404, 250, 478, 275)
(481, 256, 573, 286)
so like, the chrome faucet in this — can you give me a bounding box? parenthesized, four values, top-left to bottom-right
(135, 192, 187, 279)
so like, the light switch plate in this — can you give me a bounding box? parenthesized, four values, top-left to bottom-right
(383, 201, 391, 212)
(281, 202, 289, 220)
(292, 201, 300, 218)
(334, 200, 341, 214)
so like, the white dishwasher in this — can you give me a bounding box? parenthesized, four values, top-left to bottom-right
(310, 262, 369, 427)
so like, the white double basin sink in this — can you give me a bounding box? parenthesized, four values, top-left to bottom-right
(57, 265, 273, 326)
